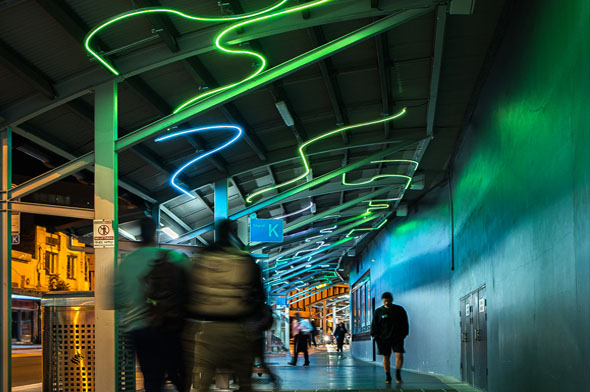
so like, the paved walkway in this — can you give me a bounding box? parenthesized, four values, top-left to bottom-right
(12, 351, 480, 391)
(253, 351, 477, 391)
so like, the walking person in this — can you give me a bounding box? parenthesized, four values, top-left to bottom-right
(370, 292, 409, 384)
(114, 218, 191, 392)
(333, 322, 347, 352)
(288, 313, 312, 366)
(187, 219, 266, 392)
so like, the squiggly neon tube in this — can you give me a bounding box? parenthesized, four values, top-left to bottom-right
(342, 160, 418, 188)
(85, 0, 332, 114)
(346, 218, 388, 238)
(155, 125, 242, 198)
(274, 201, 314, 220)
(246, 108, 407, 203)
(84, 1, 289, 76)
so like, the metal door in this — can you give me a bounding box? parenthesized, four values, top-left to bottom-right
(460, 294, 473, 384)
(473, 287, 488, 390)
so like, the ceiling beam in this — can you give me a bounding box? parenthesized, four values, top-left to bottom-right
(426, 4, 447, 137)
(125, 76, 172, 115)
(269, 83, 308, 144)
(308, 26, 349, 143)
(267, 166, 287, 216)
(230, 177, 247, 206)
(183, 56, 268, 161)
(375, 32, 394, 138)
(132, 0, 180, 52)
(0, 39, 55, 98)
(160, 204, 209, 246)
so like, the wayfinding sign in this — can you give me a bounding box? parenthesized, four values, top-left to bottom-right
(93, 219, 115, 248)
(250, 218, 283, 243)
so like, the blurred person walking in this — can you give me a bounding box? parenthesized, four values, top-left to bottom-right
(288, 313, 312, 366)
(115, 218, 191, 392)
(370, 292, 409, 384)
(187, 219, 266, 392)
(333, 323, 347, 352)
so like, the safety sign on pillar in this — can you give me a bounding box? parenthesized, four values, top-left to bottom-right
(93, 219, 115, 248)
(250, 218, 284, 243)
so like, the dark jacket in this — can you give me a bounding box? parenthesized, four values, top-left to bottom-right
(370, 304, 409, 341)
(334, 326, 347, 341)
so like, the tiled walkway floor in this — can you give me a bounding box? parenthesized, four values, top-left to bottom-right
(253, 351, 477, 391)
(13, 351, 481, 391)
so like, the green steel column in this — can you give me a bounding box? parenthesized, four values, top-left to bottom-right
(214, 179, 229, 243)
(152, 204, 160, 244)
(94, 82, 118, 391)
(0, 127, 12, 391)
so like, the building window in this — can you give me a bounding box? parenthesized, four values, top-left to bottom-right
(351, 272, 371, 335)
(67, 255, 77, 279)
(84, 258, 89, 282)
(44, 252, 58, 274)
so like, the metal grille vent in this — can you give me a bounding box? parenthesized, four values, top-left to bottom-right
(49, 323, 95, 392)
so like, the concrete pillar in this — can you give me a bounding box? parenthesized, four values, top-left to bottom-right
(214, 179, 228, 243)
(0, 127, 12, 391)
(94, 82, 118, 391)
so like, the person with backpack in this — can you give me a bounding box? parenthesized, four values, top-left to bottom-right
(114, 218, 191, 392)
(288, 313, 312, 366)
(186, 219, 266, 392)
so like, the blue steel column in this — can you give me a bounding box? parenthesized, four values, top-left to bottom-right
(214, 179, 229, 243)
(94, 82, 118, 391)
(0, 127, 12, 391)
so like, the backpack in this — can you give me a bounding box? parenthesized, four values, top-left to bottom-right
(144, 251, 187, 331)
(188, 248, 261, 319)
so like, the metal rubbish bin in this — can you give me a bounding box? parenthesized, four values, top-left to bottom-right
(42, 291, 136, 392)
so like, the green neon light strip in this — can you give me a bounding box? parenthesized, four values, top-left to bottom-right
(85, 1, 290, 76)
(85, 0, 332, 114)
(342, 159, 418, 188)
(247, 107, 407, 203)
(346, 218, 388, 238)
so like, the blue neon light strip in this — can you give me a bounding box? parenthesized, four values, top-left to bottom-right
(155, 125, 243, 198)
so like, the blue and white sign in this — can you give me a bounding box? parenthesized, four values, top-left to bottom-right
(11, 234, 20, 245)
(250, 218, 283, 243)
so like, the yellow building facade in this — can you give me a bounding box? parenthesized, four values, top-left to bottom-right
(11, 226, 94, 293)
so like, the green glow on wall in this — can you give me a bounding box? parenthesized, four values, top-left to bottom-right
(85, 0, 332, 113)
(246, 108, 407, 203)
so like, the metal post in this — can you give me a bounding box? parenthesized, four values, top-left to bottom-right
(0, 127, 12, 391)
(214, 179, 228, 243)
(94, 82, 118, 391)
(333, 306, 337, 327)
(153, 203, 160, 244)
(323, 301, 327, 340)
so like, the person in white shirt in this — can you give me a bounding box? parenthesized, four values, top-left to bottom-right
(288, 313, 311, 366)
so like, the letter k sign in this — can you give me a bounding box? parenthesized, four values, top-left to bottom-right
(269, 224, 279, 238)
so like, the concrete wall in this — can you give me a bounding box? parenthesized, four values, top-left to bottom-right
(350, 0, 590, 390)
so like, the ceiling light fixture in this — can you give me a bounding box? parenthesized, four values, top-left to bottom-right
(162, 227, 179, 239)
(275, 101, 295, 127)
